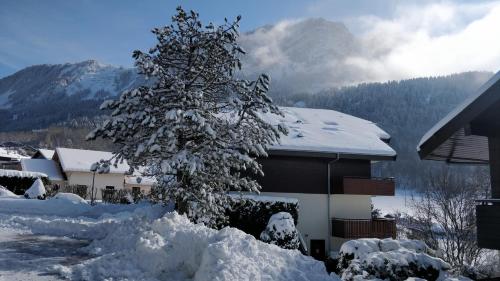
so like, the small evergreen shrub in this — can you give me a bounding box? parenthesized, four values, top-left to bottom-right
(226, 196, 299, 238)
(260, 212, 300, 250)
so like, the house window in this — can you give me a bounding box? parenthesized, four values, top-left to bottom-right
(132, 186, 141, 194)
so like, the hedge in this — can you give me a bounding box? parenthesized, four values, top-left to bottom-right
(226, 196, 299, 239)
(0, 176, 50, 195)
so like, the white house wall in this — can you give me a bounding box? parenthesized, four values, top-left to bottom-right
(261, 192, 372, 252)
(67, 171, 125, 200)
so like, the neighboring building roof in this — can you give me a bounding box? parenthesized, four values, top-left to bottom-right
(32, 149, 55, 160)
(418, 71, 500, 164)
(21, 159, 64, 181)
(55, 147, 129, 174)
(0, 147, 29, 161)
(0, 169, 47, 179)
(264, 107, 396, 160)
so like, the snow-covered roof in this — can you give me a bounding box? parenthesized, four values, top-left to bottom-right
(229, 193, 299, 204)
(0, 169, 47, 179)
(21, 159, 64, 181)
(0, 147, 29, 161)
(418, 71, 500, 163)
(55, 147, 129, 174)
(264, 107, 396, 159)
(418, 71, 500, 149)
(35, 149, 55, 159)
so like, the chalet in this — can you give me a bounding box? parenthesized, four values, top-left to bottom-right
(51, 147, 154, 199)
(256, 107, 397, 258)
(418, 71, 500, 250)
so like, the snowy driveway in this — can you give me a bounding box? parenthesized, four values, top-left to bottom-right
(0, 227, 91, 281)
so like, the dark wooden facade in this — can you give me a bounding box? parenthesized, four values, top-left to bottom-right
(331, 218, 396, 239)
(337, 177, 395, 195)
(257, 155, 386, 195)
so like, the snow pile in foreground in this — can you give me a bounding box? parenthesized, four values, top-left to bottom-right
(338, 238, 467, 281)
(24, 178, 46, 199)
(52, 212, 335, 281)
(0, 185, 19, 198)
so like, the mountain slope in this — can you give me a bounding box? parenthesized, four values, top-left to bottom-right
(0, 60, 144, 131)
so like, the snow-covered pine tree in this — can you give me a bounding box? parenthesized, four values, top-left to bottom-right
(87, 7, 286, 226)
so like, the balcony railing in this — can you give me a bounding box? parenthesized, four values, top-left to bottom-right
(334, 177, 395, 195)
(476, 199, 500, 250)
(332, 218, 396, 239)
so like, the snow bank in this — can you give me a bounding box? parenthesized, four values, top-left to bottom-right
(0, 185, 19, 198)
(53, 192, 88, 205)
(337, 238, 464, 281)
(55, 212, 334, 281)
(24, 178, 46, 199)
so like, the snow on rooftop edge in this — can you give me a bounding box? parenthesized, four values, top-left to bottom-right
(0, 169, 47, 178)
(265, 107, 396, 157)
(56, 147, 129, 173)
(418, 71, 500, 151)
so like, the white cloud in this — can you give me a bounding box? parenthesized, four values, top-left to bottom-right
(346, 1, 500, 82)
(241, 1, 500, 90)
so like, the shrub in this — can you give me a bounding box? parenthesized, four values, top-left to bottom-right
(336, 238, 458, 281)
(260, 212, 300, 250)
(101, 189, 133, 204)
(0, 175, 50, 195)
(226, 196, 299, 238)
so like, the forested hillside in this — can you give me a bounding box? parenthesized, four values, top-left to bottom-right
(274, 71, 493, 188)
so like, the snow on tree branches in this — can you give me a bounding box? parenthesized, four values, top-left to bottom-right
(87, 7, 286, 226)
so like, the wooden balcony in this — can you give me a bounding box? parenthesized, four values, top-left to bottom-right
(476, 200, 500, 250)
(332, 218, 396, 239)
(334, 177, 395, 195)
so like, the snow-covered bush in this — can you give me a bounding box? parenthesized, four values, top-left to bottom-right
(52, 192, 88, 205)
(260, 212, 300, 250)
(0, 173, 50, 195)
(24, 178, 47, 200)
(337, 238, 463, 281)
(226, 196, 299, 237)
(86, 7, 286, 227)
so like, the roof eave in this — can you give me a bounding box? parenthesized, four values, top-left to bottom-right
(268, 148, 396, 161)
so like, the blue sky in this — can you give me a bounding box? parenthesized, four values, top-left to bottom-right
(1, 0, 499, 78)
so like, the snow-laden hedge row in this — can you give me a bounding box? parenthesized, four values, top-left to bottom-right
(337, 238, 468, 281)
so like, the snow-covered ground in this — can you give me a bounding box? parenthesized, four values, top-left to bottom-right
(0, 227, 90, 281)
(0, 195, 336, 281)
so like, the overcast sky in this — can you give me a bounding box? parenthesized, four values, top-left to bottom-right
(1, 0, 499, 79)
